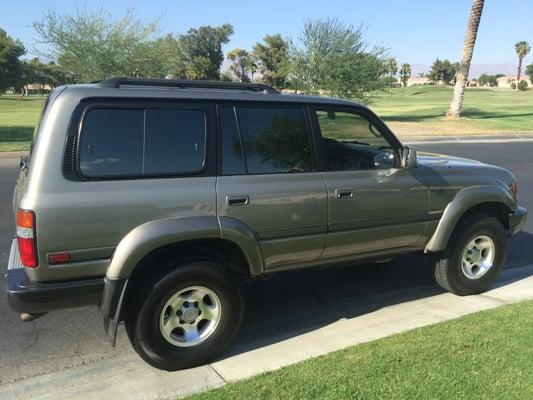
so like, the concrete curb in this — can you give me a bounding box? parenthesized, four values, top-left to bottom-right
(400, 134, 533, 143)
(1, 265, 532, 400)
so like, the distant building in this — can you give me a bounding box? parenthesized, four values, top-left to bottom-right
(496, 75, 531, 88)
(406, 77, 429, 86)
(26, 83, 52, 92)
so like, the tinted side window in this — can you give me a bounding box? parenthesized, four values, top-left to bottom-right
(316, 110, 396, 171)
(79, 109, 143, 177)
(144, 109, 205, 174)
(219, 107, 246, 175)
(79, 107, 206, 178)
(237, 107, 312, 174)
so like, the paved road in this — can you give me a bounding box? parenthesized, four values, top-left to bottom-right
(0, 142, 532, 386)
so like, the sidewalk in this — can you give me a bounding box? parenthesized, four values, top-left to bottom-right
(2, 264, 532, 400)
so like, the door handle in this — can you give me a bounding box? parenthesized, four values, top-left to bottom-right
(226, 195, 249, 206)
(335, 188, 354, 199)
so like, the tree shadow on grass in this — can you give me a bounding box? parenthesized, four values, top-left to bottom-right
(381, 109, 446, 122)
(381, 107, 533, 123)
(461, 107, 533, 120)
(0, 126, 33, 143)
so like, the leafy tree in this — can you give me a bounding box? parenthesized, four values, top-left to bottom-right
(47, 61, 77, 86)
(448, 0, 484, 117)
(253, 34, 289, 89)
(385, 57, 397, 94)
(25, 58, 48, 94)
(399, 63, 411, 87)
(517, 80, 528, 91)
(227, 48, 251, 82)
(288, 18, 387, 101)
(15, 58, 76, 95)
(179, 24, 233, 80)
(526, 63, 533, 84)
(33, 8, 164, 82)
(247, 55, 258, 82)
(478, 73, 497, 87)
(220, 71, 234, 82)
(147, 34, 188, 79)
(0, 28, 25, 92)
(428, 59, 456, 84)
(515, 41, 531, 85)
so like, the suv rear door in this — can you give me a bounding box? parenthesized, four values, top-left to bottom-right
(216, 104, 328, 269)
(312, 106, 429, 258)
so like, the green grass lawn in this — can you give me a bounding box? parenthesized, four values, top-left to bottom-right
(370, 86, 533, 136)
(188, 300, 533, 400)
(0, 95, 45, 151)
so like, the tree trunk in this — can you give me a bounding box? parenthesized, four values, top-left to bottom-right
(447, 0, 484, 117)
(517, 55, 523, 90)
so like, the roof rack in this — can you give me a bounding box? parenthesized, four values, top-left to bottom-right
(97, 77, 280, 94)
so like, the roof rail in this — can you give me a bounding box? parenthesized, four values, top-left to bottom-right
(97, 77, 280, 94)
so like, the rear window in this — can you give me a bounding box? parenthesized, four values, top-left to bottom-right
(79, 108, 206, 178)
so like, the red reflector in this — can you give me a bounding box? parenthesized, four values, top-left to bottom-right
(17, 237, 38, 268)
(48, 253, 70, 264)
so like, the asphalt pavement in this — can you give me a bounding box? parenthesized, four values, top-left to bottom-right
(0, 141, 532, 397)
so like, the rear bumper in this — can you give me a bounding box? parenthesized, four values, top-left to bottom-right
(5, 239, 104, 314)
(509, 206, 527, 235)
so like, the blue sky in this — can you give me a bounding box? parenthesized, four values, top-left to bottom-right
(1, 0, 532, 67)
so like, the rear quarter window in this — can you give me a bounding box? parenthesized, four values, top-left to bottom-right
(78, 107, 206, 178)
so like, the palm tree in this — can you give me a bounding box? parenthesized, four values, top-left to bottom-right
(447, 0, 484, 117)
(515, 41, 531, 87)
(386, 57, 397, 95)
(399, 63, 411, 94)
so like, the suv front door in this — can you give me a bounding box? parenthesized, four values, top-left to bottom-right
(313, 107, 429, 258)
(216, 105, 328, 269)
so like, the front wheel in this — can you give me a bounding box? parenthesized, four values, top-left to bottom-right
(431, 216, 507, 296)
(125, 260, 244, 370)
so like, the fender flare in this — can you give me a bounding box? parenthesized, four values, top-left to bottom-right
(425, 185, 515, 253)
(99, 215, 263, 345)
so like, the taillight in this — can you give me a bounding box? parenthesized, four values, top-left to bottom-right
(16, 209, 38, 268)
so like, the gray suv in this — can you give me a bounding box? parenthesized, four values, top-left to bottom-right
(6, 78, 527, 370)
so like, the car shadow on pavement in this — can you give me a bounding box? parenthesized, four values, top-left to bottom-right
(220, 231, 533, 360)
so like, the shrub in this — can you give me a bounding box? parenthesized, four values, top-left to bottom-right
(517, 80, 528, 91)
(511, 82, 517, 90)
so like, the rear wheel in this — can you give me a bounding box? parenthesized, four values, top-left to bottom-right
(431, 216, 507, 296)
(125, 260, 243, 370)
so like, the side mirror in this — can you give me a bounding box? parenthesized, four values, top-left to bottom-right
(373, 149, 396, 169)
(401, 146, 417, 168)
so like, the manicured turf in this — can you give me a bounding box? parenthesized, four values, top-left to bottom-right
(370, 86, 533, 136)
(187, 300, 533, 400)
(0, 95, 45, 151)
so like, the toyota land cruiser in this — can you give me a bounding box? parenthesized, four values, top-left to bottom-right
(6, 78, 527, 370)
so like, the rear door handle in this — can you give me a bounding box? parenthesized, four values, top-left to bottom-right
(226, 195, 249, 206)
(335, 188, 354, 199)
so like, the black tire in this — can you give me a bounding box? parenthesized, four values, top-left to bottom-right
(125, 259, 243, 370)
(431, 216, 507, 296)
